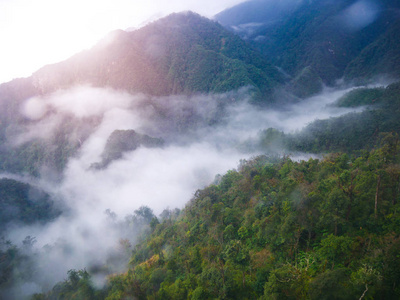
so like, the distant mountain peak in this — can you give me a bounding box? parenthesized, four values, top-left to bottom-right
(19, 11, 281, 102)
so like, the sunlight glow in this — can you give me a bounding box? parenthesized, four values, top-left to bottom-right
(0, 0, 245, 84)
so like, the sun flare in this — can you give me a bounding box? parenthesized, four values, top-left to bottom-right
(0, 0, 143, 83)
(0, 0, 245, 83)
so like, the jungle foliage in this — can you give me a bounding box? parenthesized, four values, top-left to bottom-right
(216, 0, 400, 87)
(0, 178, 60, 230)
(258, 81, 400, 154)
(34, 133, 400, 299)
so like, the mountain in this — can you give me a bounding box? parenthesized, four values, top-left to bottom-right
(0, 178, 60, 230)
(92, 130, 164, 169)
(344, 19, 400, 82)
(215, 0, 400, 87)
(0, 12, 283, 177)
(271, 82, 400, 153)
(215, 0, 302, 36)
(30, 12, 282, 100)
(0, 12, 283, 128)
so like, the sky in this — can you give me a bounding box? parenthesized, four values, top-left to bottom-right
(0, 0, 246, 84)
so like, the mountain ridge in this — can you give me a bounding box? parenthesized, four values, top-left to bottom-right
(0, 11, 284, 177)
(26, 12, 282, 101)
(215, 0, 400, 86)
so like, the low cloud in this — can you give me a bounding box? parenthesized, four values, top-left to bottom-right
(4, 83, 372, 293)
(338, 0, 381, 32)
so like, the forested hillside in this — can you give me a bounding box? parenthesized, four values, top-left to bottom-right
(216, 0, 400, 88)
(344, 19, 400, 81)
(0, 178, 60, 230)
(30, 12, 282, 100)
(258, 81, 400, 154)
(0, 11, 282, 177)
(32, 135, 400, 299)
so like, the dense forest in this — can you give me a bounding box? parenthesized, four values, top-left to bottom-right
(216, 0, 400, 87)
(20, 80, 400, 300)
(29, 132, 400, 299)
(29, 12, 282, 100)
(258, 81, 400, 154)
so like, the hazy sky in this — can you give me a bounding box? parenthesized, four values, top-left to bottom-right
(0, 0, 246, 84)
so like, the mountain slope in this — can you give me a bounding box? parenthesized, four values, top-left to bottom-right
(0, 12, 283, 177)
(344, 19, 400, 81)
(215, 0, 302, 37)
(255, 81, 400, 154)
(0, 178, 60, 230)
(31, 12, 282, 100)
(36, 144, 400, 299)
(92, 130, 164, 169)
(215, 0, 400, 85)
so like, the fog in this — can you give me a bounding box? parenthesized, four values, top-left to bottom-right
(338, 0, 381, 32)
(2, 84, 374, 296)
